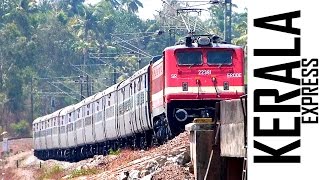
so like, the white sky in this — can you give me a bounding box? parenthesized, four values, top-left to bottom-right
(85, 0, 247, 20)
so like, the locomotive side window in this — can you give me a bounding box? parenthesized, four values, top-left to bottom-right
(176, 51, 202, 65)
(207, 51, 232, 65)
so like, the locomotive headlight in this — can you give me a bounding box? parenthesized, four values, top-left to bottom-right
(223, 81, 229, 90)
(182, 82, 188, 91)
(175, 109, 188, 122)
(212, 77, 217, 85)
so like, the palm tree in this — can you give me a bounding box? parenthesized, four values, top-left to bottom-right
(107, 0, 121, 9)
(121, 0, 143, 13)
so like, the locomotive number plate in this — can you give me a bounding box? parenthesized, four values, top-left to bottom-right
(198, 70, 212, 75)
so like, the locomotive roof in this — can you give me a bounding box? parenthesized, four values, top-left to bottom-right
(164, 43, 242, 51)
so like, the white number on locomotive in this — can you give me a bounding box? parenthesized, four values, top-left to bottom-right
(227, 73, 242, 78)
(198, 70, 212, 75)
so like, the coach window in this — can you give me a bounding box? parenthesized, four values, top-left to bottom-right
(87, 104, 90, 116)
(176, 51, 202, 65)
(138, 77, 142, 91)
(207, 51, 232, 65)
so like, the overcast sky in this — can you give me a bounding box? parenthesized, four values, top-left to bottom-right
(85, 0, 247, 20)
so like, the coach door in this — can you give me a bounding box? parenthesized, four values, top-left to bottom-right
(130, 82, 138, 134)
(134, 75, 147, 133)
(118, 85, 129, 138)
(105, 92, 117, 140)
(94, 97, 104, 142)
(84, 103, 94, 144)
(124, 84, 133, 137)
(143, 73, 152, 129)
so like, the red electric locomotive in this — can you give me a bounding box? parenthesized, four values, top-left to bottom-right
(150, 35, 245, 138)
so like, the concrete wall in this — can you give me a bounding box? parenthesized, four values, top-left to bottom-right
(186, 123, 221, 180)
(220, 99, 246, 157)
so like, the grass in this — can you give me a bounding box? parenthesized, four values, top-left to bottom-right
(38, 165, 64, 180)
(69, 168, 99, 178)
(108, 148, 121, 155)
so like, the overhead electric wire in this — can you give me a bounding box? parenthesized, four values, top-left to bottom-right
(37, 92, 79, 96)
(71, 64, 108, 89)
(157, 10, 209, 34)
(113, 40, 153, 58)
(89, 55, 151, 59)
(113, 36, 153, 57)
(181, 2, 211, 8)
(111, 33, 156, 43)
(157, 10, 207, 33)
(110, 32, 156, 36)
(161, 0, 211, 34)
(50, 80, 82, 97)
(34, 76, 79, 80)
(47, 81, 78, 101)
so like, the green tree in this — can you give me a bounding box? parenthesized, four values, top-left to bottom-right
(10, 119, 30, 137)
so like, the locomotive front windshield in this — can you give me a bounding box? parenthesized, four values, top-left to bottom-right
(177, 51, 202, 65)
(207, 51, 232, 65)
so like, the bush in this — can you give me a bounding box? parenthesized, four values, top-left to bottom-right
(9, 120, 30, 138)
